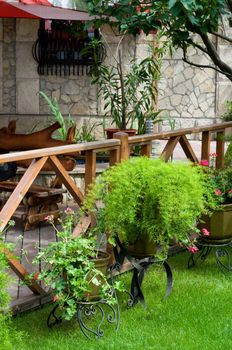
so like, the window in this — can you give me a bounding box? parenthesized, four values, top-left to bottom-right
(32, 20, 105, 76)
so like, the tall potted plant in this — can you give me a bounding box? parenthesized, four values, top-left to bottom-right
(83, 157, 217, 258)
(89, 34, 166, 138)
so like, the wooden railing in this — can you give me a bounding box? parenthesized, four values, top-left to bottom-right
(1, 121, 232, 295)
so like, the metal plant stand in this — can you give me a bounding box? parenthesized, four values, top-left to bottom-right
(188, 238, 232, 273)
(113, 237, 173, 307)
(47, 265, 120, 339)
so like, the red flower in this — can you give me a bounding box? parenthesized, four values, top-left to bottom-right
(32, 272, 40, 281)
(199, 160, 209, 167)
(201, 228, 210, 236)
(214, 189, 222, 196)
(187, 246, 199, 254)
(209, 152, 218, 157)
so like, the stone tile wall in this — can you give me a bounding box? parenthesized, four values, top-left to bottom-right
(0, 18, 231, 139)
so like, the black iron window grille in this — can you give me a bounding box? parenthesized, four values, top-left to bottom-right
(32, 20, 105, 76)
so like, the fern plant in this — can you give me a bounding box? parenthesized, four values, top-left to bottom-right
(83, 157, 217, 258)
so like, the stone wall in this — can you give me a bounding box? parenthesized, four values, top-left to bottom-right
(158, 18, 232, 136)
(0, 17, 231, 139)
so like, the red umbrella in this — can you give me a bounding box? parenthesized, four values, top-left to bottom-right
(0, 0, 91, 20)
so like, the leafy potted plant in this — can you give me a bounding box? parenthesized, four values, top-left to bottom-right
(32, 209, 119, 321)
(83, 157, 216, 259)
(198, 154, 232, 243)
(89, 35, 166, 138)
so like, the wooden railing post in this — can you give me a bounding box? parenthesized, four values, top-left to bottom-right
(113, 132, 129, 161)
(216, 130, 225, 169)
(201, 131, 211, 161)
(84, 150, 96, 194)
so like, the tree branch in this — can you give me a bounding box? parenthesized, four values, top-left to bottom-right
(226, 0, 232, 13)
(189, 40, 209, 55)
(211, 31, 232, 44)
(182, 48, 231, 77)
(200, 33, 232, 81)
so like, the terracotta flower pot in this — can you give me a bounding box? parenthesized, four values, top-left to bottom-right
(198, 204, 232, 243)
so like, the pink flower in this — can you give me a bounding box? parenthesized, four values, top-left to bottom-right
(64, 207, 74, 215)
(201, 228, 210, 236)
(199, 160, 209, 167)
(209, 152, 218, 157)
(53, 295, 59, 302)
(44, 215, 54, 222)
(214, 189, 222, 196)
(187, 246, 199, 254)
(229, 189, 232, 194)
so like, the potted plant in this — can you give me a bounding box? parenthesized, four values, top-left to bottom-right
(198, 154, 232, 243)
(32, 209, 120, 321)
(89, 36, 165, 138)
(83, 157, 216, 259)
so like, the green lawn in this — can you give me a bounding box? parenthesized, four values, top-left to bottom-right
(13, 252, 232, 350)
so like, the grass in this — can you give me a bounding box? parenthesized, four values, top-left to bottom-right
(12, 252, 232, 350)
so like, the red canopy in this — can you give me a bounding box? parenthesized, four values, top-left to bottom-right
(0, 0, 91, 20)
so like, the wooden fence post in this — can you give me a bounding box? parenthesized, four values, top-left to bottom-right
(201, 131, 211, 161)
(216, 130, 225, 169)
(84, 150, 96, 194)
(113, 132, 129, 161)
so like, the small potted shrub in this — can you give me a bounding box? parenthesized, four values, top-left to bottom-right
(198, 154, 232, 243)
(83, 157, 216, 259)
(33, 209, 119, 321)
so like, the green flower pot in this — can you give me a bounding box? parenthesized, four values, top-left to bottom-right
(127, 237, 157, 259)
(85, 251, 111, 300)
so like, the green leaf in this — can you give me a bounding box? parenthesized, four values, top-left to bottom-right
(168, 0, 177, 9)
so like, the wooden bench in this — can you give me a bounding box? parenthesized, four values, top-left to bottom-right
(0, 181, 66, 230)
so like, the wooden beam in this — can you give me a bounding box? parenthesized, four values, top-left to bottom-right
(48, 155, 84, 206)
(72, 215, 91, 237)
(2, 245, 45, 295)
(201, 131, 211, 161)
(216, 131, 225, 169)
(161, 136, 181, 162)
(85, 150, 96, 194)
(0, 157, 48, 231)
(179, 135, 198, 163)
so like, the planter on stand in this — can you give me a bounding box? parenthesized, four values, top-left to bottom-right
(188, 204, 232, 273)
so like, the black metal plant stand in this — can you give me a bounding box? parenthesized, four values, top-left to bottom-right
(47, 265, 120, 339)
(113, 237, 173, 307)
(188, 238, 232, 273)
